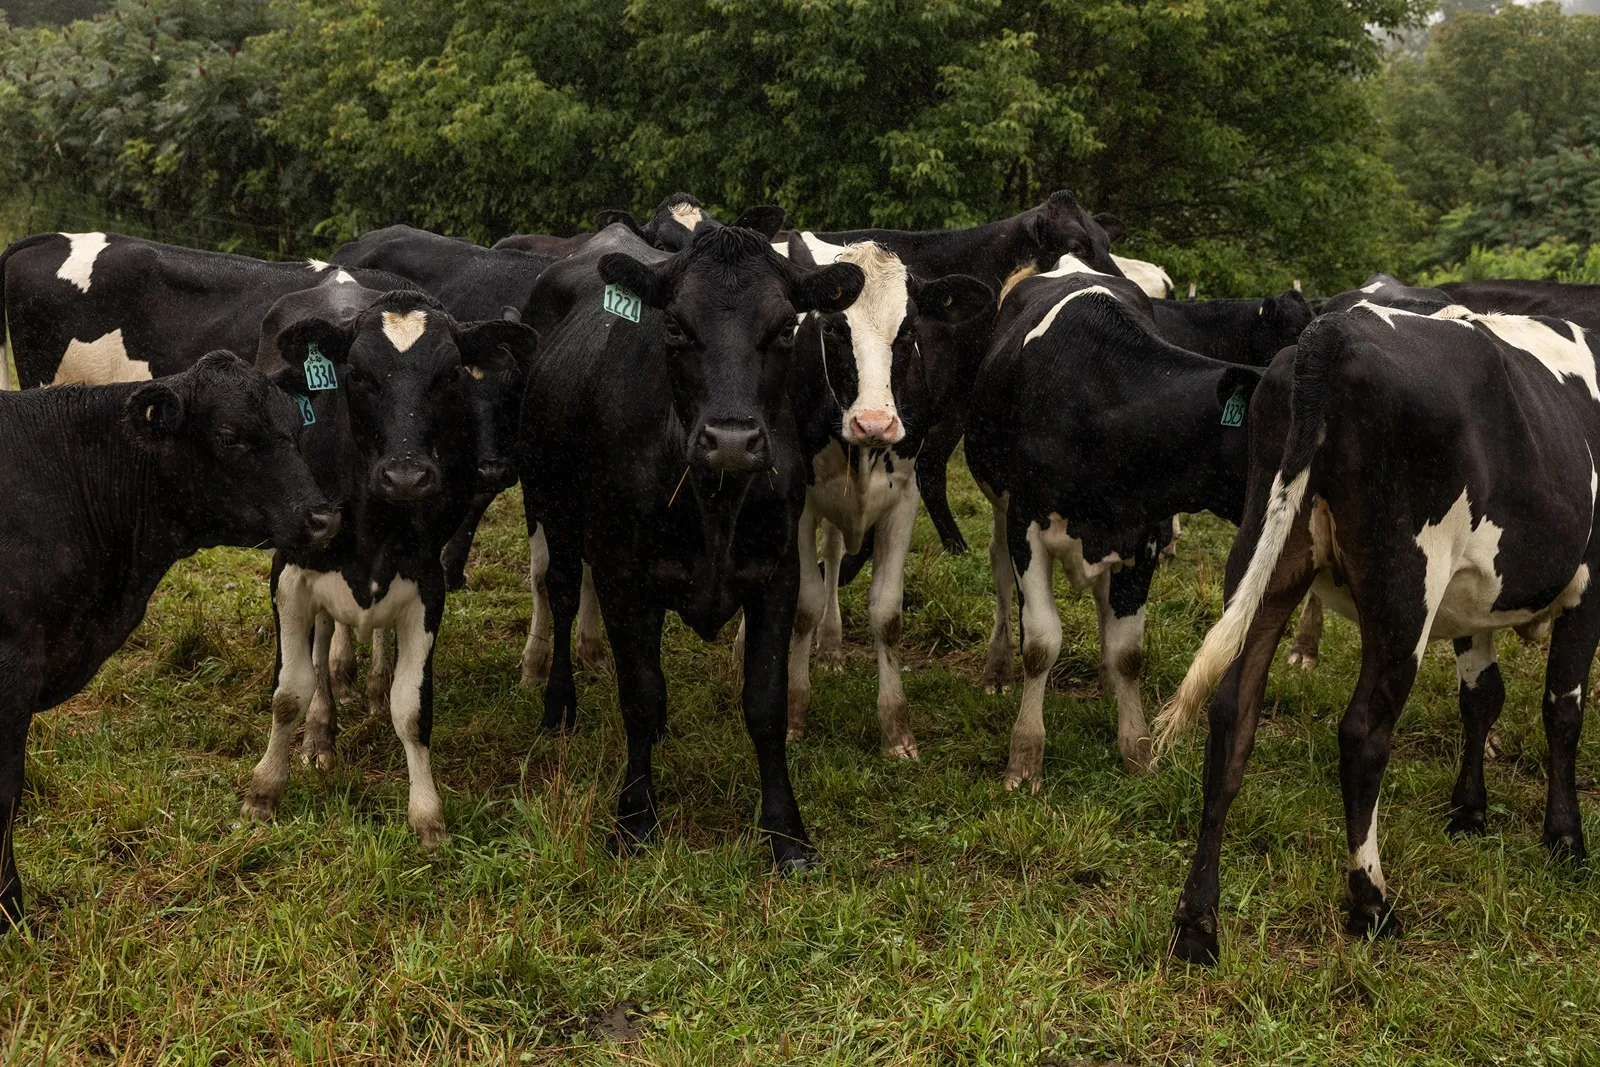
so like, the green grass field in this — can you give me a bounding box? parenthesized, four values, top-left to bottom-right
(5, 459, 1600, 1065)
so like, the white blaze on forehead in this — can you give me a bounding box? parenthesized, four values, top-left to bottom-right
(668, 202, 704, 231)
(833, 241, 910, 432)
(56, 232, 108, 293)
(381, 309, 429, 353)
(50, 328, 149, 385)
(1024, 285, 1116, 346)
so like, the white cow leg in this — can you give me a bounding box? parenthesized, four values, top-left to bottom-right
(816, 522, 846, 670)
(367, 629, 393, 719)
(520, 527, 553, 686)
(392, 604, 446, 848)
(869, 489, 919, 759)
(244, 580, 316, 821)
(982, 503, 1015, 693)
(574, 563, 607, 673)
(1092, 571, 1152, 775)
(328, 621, 357, 703)
(301, 612, 339, 772)
(787, 505, 825, 742)
(1008, 523, 1061, 791)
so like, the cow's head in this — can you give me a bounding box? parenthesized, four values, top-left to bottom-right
(1020, 190, 1123, 276)
(1248, 290, 1314, 366)
(126, 351, 340, 550)
(599, 225, 865, 472)
(457, 308, 539, 491)
(275, 290, 530, 502)
(644, 193, 788, 253)
(791, 237, 991, 448)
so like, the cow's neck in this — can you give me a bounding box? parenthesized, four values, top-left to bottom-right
(823, 218, 1034, 292)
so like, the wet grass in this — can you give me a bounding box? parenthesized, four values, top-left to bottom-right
(4, 457, 1600, 1064)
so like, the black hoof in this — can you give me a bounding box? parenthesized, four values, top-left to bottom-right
(444, 567, 467, 593)
(1169, 916, 1219, 965)
(541, 703, 578, 732)
(610, 817, 656, 856)
(771, 838, 822, 875)
(941, 535, 968, 555)
(1346, 903, 1401, 939)
(1545, 831, 1588, 864)
(1446, 808, 1488, 837)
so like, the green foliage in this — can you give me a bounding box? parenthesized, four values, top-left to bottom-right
(1, 0, 108, 27)
(1417, 239, 1600, 285)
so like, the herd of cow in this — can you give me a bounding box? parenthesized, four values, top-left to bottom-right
(3, 189, 1599, 967)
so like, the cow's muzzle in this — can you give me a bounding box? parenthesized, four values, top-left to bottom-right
(375, 457, 441, 502)
(846, 409, 903, 447)
(693, 418, 768, 473)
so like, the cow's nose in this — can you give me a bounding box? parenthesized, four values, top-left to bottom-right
(378, 460, 439, 501)
(848, 410, 902, 446)
(304, 508, 342, 546)
(695, 421, 767, 472)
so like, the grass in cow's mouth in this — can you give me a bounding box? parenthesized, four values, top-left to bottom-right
(4, 454, 1600, 1064)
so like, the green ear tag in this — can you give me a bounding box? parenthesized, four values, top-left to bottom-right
(303, 343, 339, 391)
(603, 283, 642, 323)
(293, 393, 316, 426)
(1220, 385, 1248, 428)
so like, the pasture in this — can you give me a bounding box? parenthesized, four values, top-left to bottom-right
(4, 459, 1599, 1065)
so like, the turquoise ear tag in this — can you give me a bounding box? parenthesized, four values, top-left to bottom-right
(303, 342, 339, 391)
(1220, 385, 1248, 428)
(293, 393, 316, 426)
(603, 283, 642, 323)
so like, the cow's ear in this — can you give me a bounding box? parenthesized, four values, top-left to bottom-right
(275, 317, 354, 392)
(793, 262, 865, 314)
(500, 306, 521, 322)
(455, 318, 538, 376)
(598, 252, 669, 309)
(594, 209, 642, 235)
(912, 273, 993, 325)
(785, 232, 818, 268)
(124, 379, 186, 444)
(732, 205, 786, 239)
(1093, 212, 1125, 245)
(1216, 365, 1263, 419)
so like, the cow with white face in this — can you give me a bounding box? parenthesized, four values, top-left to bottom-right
(771, 235, 990, 756)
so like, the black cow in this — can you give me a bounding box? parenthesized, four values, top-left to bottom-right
(330, 225, 552, 588)
(496, 194, 785, 258)
(1150, 290, 1314, 366)
(758, 233, 990, 757)
(964, 264, 1261, 788)
(518, 222, 864, 867)
(241, 288, 537, 846)
(0, 354, 338, 925)
(1157, 301, 1600, 964)
(811, 191, 1128, 555)
(0, 231, 410, 388)
(1439, 279, 1600, 331)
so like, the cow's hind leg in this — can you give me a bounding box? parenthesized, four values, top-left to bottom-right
(542, 526, 584, 731)
(869, 489, 920, 758)
(329, 621, 358, 702)
(1287, 594, 1324, 670)
(301, 612, 338, 771)
(786, 506, 824, 742)
(982, 502, 1014, 694)
(0, 693, 35, 928)
(521, 525, 553, 687)
(1006, 519, 1060, 791)
(816, 523, 847, 669)
(1096, 548, 1158, 775)
(1448, 631, 1503, 836)
(367, 629, 393, 720)
(574, 565, 607, 674)
(1539, 587, 1600, 861)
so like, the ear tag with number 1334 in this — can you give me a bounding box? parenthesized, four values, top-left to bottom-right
(304, 343, 339, 391)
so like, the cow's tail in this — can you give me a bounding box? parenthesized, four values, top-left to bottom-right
(1154, 316, 1343, 750)
(0, 234, 58, 390)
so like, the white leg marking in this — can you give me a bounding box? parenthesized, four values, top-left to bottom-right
(869, 485, 919, 759)
(787, 505, 824, 741)
(56, 232, 107, 293)
(1455, 631, 1497, 690)
(816, 523, 847, 668)
(575, 563, 605, 672)
(1093, 572, 1151, 775)
(246, 573, 316, 820)
(302, 612, 338, 771)
(1351, 805, 1386, 894)
(391, 603, 446, 847)
(1008, 522, 1062, 791)
(520, 527, 552, 686)
(50, 329, 149, 385)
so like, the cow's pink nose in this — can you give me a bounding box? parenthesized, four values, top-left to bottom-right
(849, 410, 901, 444)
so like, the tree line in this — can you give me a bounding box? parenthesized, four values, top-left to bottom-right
(0, 0, 1594, 294)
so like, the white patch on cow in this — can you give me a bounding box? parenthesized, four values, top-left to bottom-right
(832, 241, 909, 444)
(998, 263, 1038, 306)
(332, 269, 357, 285)
(56, 232, 108, 293)
(1098, 595, 1153, 774)
(381, 309, 429, 353)
(1024, 286, 1116, 346)
(1550, 683, 1584, 704)
(390, 596, 445, 845)
(50, 328, 149, 385)
(279, 564, 421, 640)
(808, 443, 912, 553)
(1359, 280, 1385, 294)
(669, 202, 704, 231)
(1040, 253, 1108, 279)
(1465, 312, 1600, 402)
(307, 258, 332, 272)
(1111, 254, 1174, 299)
(1351, 806, 1386, 894)
(1455, 631, 1497, 689)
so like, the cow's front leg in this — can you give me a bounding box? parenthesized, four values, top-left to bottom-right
(245, 567, 315, 822)
(391, 587, 446, 848)
(594, 579, 667, 851)
(815, 522, 847, 669)
(1539, 588, 1600, 861)
(0, 694, 36, 929)
(869, 486, 919, 758)
(786, 504, 824, 742)
(301, 612, 338, 771)
(745, 554, 819, 871)
(1096, 550, 1158, 775)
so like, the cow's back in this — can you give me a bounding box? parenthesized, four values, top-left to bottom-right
(1439, 280, 1600, 332)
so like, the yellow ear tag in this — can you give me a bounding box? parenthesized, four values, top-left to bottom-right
(145, 404, 156, 421)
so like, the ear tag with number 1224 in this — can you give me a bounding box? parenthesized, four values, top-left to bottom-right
(304, 343, 339, 391)
(603, 284, 641, 323)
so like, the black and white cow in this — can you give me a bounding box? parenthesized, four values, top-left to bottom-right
(760, 234, 990, 757)
(496, 194, 785, 259)
(518, 222, 864, 866)
(241, 287, 537, 846)
(0, 231, 409, 388)
(1438, 279, 1600, 331)
(1157, 300, 1600, 964)
(964, 260, 1261, 787)
(1112, 254, 1176, 299)
(0, 353, 338, 925)
(811, 190, 1129, 554)
(1150, 291, 1314, 367)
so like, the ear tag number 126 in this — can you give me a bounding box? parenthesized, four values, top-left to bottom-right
(603, 284, 641, 323)
(304, 343, 339, 391)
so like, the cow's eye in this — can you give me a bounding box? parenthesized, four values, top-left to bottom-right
(778, 322, 798, 344)
(215, 429, 246, 452)
(663, 316, 688, 345)
(821, 318, 839, 337)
